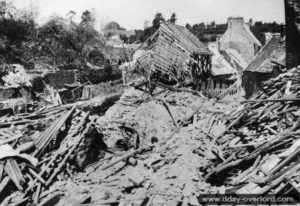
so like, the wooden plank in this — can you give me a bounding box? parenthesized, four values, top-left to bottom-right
(241, 98, 300, 103)
(4, 159, 24, 191)
(33, 106, 76, 157)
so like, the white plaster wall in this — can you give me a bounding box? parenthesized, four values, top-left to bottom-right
(219, 26, 256, 64)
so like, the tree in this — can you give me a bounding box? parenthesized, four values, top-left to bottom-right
(38, 10, 104, 65)
(66, 10, 76, 23)
(152, 13, 164, 29)
(0, 2, 36, 44)
(249, 18, 253, 26)
(104, 21, 123, 31)
(210, 34, 217, 42)
(80, 10, 95, 28)
(168, 13, 177, 24)
(103, 21, 126, 39)
(142, 26, 156, 41)
(0, 1, 17, 18)
(185, 23, 191, 30)
(120, 34, 129, 43)
(254, 21, 263, 27)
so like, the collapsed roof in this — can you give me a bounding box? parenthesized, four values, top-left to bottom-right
(208, 42, 237, 76)
(130, 22, 212, 85)
(245, 36, 286, 73)
(221, 49, 248, 72)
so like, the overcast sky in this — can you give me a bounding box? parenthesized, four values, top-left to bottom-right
(13, 0, 285, 30)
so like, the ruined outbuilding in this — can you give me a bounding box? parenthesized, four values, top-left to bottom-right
(128, 22, 213, 89)
(243, 35, 286, 98)
(219, 17, 262, 64)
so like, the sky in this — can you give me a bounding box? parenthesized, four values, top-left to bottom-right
(12, 0, 285, 30)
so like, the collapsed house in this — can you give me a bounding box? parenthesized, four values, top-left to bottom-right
(243, 35, 286, 98)
(218, 17, 262, 64)
(125, 22, 213, 90)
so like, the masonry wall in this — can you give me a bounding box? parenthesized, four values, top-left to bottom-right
(46, 70, 78, 89)
(219, 18, 257, 64)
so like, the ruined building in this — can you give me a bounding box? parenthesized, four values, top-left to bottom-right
(219, 17, 262, 65)
(127, 22, 213, 90)
(243, 35, 286, 98)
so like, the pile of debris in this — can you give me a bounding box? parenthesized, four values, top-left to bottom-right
(2, 51, 299, 205)
(203, 66, 300, 197)
(0, 104, 108, 205)
(49, 86, 240, 205)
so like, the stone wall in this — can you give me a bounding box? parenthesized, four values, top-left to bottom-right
(46, 70, 78, 89)
(219, 17, 259, 64)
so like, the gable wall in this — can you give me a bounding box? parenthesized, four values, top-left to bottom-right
(220, 26, 256, 64)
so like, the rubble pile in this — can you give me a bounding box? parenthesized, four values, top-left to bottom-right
(2, 65, 300, 205)
(54, 87, 240, 205)
(203, 67, 300, 197)
(0, 104, 106, 205)
(0, 1, 294, 205)
(1, 56, 298, 205)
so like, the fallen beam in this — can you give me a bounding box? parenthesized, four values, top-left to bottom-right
(240, 98, 300, 103)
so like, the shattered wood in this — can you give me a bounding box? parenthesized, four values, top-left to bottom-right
(1, 65, 300, 205)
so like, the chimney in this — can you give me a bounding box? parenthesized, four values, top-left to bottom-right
(244, 22, 250, 30)
(264, 32, 273, 43)
(228, 17, 244, 29)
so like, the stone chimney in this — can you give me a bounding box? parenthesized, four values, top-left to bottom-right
(244, 22, 250, 30)
(264, 32, 273, 43)
(228, 17, 244, 29)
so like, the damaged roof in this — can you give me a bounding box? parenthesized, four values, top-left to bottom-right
(164, 23, 212, 55)
(208, 42, 237, 76)
(133, 22, 212, 79)
(245, 36, 286, 73)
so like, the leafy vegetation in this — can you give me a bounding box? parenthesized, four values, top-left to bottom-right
(0, 1, 285, 87)
(0, 1, 120, 85)
(128, 13, 284, 45)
